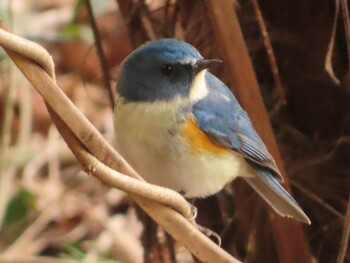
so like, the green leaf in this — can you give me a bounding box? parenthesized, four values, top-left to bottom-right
(4, 190, 35, 226)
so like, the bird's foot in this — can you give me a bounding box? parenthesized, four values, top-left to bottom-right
(187, 203, 198, 222)
(196, 224, 222, 247)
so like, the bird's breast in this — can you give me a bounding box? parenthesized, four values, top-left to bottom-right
(114, 96, 189, 156)
(113, 96, 245, 198)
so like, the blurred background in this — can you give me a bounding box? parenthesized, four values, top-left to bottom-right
(0, 0, 349, 262)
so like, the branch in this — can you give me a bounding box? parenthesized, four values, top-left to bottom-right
(325, 0, 341, 85)
(84, 0, 115, 108)
(251, 0, 286, 105)
(341, 0, 350, 70)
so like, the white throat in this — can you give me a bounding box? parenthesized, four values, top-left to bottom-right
(189, 70, 209, 102)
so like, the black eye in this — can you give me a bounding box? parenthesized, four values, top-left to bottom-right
(160, 64, 173, 76)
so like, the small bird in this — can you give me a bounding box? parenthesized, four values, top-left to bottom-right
(114, 39, 310, 224)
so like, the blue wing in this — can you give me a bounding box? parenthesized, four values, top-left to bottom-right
(191, 71, 311, 224)
(192, 71, 282, 180)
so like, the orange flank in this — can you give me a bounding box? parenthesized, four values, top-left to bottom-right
(182, 116, 230, 155)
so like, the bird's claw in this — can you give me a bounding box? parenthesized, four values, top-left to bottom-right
(187, 203, 198, 222)
(196, 224, 222, 247)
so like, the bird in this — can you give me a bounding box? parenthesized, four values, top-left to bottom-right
(113, 38, 310, 224)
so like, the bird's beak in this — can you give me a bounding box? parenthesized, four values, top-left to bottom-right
(193, 59, 222, 74)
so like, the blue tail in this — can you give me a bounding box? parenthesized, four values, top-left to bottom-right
(244, 167, 310, 224)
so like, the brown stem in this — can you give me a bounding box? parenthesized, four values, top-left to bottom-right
(341, 0, 350, 69)
(84, 0, 115, 108)
(251, 0, 286, 105)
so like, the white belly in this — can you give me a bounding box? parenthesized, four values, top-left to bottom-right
(113, 97, 248, 198)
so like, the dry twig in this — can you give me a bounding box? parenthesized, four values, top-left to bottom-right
(341, 0, 350, 69)
(325, 0, 341, 85)
(292, 181, 344, 220)
(84, 0, 115, 108)
(139, 0, 158, 40)
(251, 0, 286, 105)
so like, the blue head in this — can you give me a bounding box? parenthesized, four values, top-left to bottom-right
(117, 39, 220, 102)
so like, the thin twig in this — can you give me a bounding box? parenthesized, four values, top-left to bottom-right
(336, 197, 350, 263)
(291, 181, 344, 220)
(84, 0, 115, 108)
(341, 0, 350, 69)
(170, 0, 180, 38)
(163, 0, 171, 36)
(325, 0, 341, 85)
(139, 210, 158, 263)
(251, 0, 286, 105)
(165, 232, 177, 263)
(155, 229, 166, 263)
(138, 0, 157, 40)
